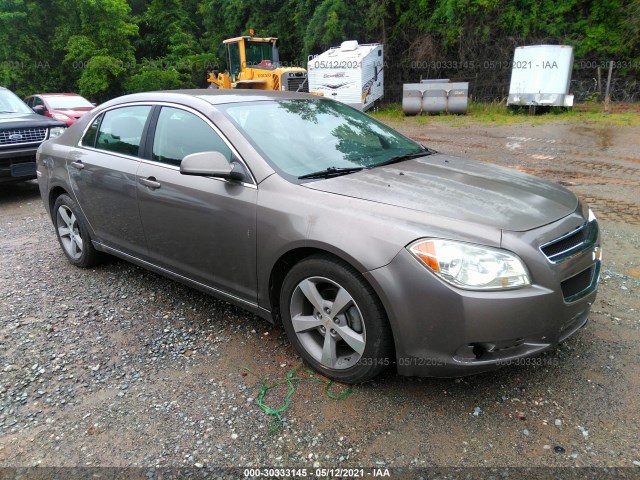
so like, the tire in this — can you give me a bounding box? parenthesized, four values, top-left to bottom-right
(52, 194, 101, 268)
(280, 254, 393, 383)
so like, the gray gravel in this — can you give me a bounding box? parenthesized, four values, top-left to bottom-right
(1, 120, 640, 475)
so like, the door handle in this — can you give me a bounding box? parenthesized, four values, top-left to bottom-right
(70, 160, 84, 170)
(139, 177, 161, 190)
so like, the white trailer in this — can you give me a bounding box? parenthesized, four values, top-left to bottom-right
(307, 41, 384, 111)
(507, 45, 574, 108)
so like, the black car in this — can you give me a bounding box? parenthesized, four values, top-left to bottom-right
(0, 87, 66, 183)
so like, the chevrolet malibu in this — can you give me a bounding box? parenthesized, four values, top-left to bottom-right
(36, 90, 601, 383)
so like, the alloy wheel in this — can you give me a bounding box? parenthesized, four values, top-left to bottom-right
(56, 205, 83, 260)
(289, 276, 366, 370)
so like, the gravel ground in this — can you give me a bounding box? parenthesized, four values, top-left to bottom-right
(1, 120, 639, 478)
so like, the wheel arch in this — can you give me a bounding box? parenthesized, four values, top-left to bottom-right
(48, 185, 69, 218)
(270, 245, 398, 381)
(267, 244, 389, 327)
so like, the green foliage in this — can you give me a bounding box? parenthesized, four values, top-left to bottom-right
(62, 0, 138, 101)
(0, 0, 637, 101)
(126, 64, 184, 92)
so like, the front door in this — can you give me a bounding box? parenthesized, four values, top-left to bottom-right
(136, 106, 257, 302)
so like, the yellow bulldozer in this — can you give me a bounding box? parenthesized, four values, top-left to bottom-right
(207, 35, 309, 92)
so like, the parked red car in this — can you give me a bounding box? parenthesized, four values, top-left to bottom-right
(24, 93, 94, 126)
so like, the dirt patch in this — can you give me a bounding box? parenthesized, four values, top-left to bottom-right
(1, 120, 639, 471)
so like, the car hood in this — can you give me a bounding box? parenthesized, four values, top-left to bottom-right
(303, 154, 578, 232)
(55, 108, 92, 116)
(0, 112, 65, 129)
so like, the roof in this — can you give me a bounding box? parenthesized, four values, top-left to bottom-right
(27, 93, 85, 98)
(96, 89, 319, 111)
(169, 89, 316, 103)
(223, 36, 278, 44)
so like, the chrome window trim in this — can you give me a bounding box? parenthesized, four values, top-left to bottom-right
(76, 101, 257, 186)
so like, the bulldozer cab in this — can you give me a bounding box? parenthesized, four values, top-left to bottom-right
(208, 34, 308, 92)
(224, 37, 280, 82)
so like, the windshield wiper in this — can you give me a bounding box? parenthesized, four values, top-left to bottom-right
(298, 166, 364, 180)
(373, 148, 434, 168)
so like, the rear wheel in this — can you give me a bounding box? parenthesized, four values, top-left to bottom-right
(280, 254, 393, 383)
(53, 194, 101, 267)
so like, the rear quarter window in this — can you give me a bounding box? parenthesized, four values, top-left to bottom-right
(81, 115, 102, 148)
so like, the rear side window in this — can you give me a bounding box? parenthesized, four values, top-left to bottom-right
(152, 107, 232, 167)
(94, 106, 151, 157)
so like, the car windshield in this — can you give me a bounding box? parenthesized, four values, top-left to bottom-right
(219, 99, 424, 178)
(45, 96, 93, 109)
(0, 89, 34, 114)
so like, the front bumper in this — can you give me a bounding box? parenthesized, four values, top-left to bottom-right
(0, 146, 39, 182)
(364, 212, 601, 377)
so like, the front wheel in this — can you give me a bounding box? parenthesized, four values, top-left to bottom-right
(52, 194, 101, 267)
(280, 254, 393, 383)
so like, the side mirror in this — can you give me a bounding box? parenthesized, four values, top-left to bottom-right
(180, 151, 245, 181)
(33, 105, 46, 115)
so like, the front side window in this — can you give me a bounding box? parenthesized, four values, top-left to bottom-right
(152, 107, 232, 167)
(95, 106, 151, 157)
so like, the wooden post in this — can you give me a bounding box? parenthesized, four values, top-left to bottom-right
(604, 61, 613, 112)
(597, 66, 602, 100)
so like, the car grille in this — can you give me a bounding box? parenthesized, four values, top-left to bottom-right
(561, 263, 599, 302)
(287, 77, 309, 92)
(540, 220, 598, 263)
(0, 127, 48, 146)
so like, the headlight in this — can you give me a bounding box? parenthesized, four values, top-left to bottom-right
(408, 239, 531, 290)
(52, 112, 72, 121)
(49, 127, 66, 138)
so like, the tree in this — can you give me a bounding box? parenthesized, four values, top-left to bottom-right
(0, 0, 70, 96)
(62, 0, 139, 101)
(2, 0, 638, 102)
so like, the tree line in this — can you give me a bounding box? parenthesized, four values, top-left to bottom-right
(1, 0, 638, 103)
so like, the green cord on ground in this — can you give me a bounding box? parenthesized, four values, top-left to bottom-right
(242, 364, 353, 434)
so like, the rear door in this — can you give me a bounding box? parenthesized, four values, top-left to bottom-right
(68, 105, 152, 258)
(136, 105, 257, 302)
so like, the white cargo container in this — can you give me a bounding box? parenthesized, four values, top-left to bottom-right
(507, 45, 574, 108)
(308, 41, 384, 111)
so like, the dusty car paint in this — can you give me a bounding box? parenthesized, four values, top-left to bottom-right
(37, 90, 601, 379)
